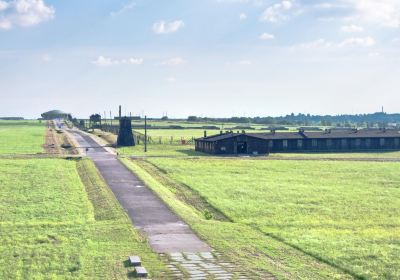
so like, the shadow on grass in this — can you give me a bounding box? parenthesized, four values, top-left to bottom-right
(175, 149, 207, 156)
(123, 259, 131, 268)
(250, 224, 367, 280)
(127, 271, 136, 278)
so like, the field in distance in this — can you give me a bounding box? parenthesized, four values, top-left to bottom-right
(0, 120, 44, 154)
(132, 158, 400, 279)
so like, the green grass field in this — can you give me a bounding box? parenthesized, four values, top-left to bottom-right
(0, 158, 168, 279)
(135, 129, 211, 139)
(123, 158, 400, 279)
(0, 120, 45, 154)
(118, 143, 203, 157)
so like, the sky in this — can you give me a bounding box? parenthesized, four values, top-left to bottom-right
(0, 0, 400, 119)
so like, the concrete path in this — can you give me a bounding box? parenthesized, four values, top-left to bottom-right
(68, 129, 211, 253)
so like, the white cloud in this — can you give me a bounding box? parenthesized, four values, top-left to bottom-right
(294, 37, 376, 50)
(0, 0, 54, 30)
(338, 36, 376, 47)
(166, 76, 177, 82)
(0, 19, 11, 29)
(226, 59, 252, 66)
(216, 0, 249, 3)
(296, 39, 332, 49)
(347, 0, 400, 28)
(110, 1, 135, 17)
(161, 57, 186, 66)
(238, 59, 252, 65)
(259, 32, 275, 40)
(314, 3, 347, 9)
(153, 20, 184, 34)
(93, 56, 144, 67)
(216, 0, 266, 4)
(0, 1, 9, 11)
(317, 16, 355, 22)
(368, 52, 380, 57)
(314, 3, 336, 9)
(41, 54, 52, 62)
(260, 0, 294, 23)
(239, 13, 247, 20)
(341, 24, 364, 32)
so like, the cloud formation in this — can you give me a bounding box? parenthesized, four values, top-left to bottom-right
(341, 24, 364, 32)
(259, 32, 274, 40)
(295, 37, 376, 50)
(260, 0, 294, 23)
(165, 76, 176, 82)
(93, 56, 144, 67)
(110, 1, 135, 17)
(161, 57, 186, 66)
(153, 20, 184, 34)
(338, 36, 376, 47)
(239, 13, 247, 20)
(348, 0, 400, 28)
(238, 59, 252, 65)
(0, 0, 54, 30)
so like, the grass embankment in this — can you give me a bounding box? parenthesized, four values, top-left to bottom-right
(0, 120, 45, 154)
(121, 158, 400, 280)
(0, 158, 168, 279)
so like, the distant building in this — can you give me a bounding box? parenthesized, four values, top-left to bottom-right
(195, 129, 400, 155)
(114, 116, 141, 121)
(41, 110, 70, 120)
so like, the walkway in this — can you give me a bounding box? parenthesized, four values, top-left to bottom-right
(68, 129, 211, 253)
(66, 129, 263, 279)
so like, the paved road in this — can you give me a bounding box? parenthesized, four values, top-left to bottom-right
(68, 129, 211, 253)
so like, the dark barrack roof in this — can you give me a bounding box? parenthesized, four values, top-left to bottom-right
(197, 129, 400, 142)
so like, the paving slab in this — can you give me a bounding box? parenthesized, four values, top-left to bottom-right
(68, 129, 211, 253)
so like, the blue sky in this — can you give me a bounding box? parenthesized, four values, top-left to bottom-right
(0, 0, 399, 118)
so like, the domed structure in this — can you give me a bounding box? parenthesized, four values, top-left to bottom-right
(41, 110, 70, 120)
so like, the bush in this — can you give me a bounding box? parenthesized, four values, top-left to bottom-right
(203, 210, 213, 220)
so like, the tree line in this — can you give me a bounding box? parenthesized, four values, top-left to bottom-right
(187, 112, 400, 127)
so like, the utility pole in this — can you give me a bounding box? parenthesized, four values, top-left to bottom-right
(144, 115, 147, 153)
(110, 110, 112, 127)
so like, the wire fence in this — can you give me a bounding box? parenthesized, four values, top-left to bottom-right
(98, 125, 196, 145)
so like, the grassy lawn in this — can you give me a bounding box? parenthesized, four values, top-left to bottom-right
(134, 129, 213, 140)
(0, 158, 168, 279)
(122, 158, 400, 279)
(0, 120, 45, 155)
(118, 143, 204, 157)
